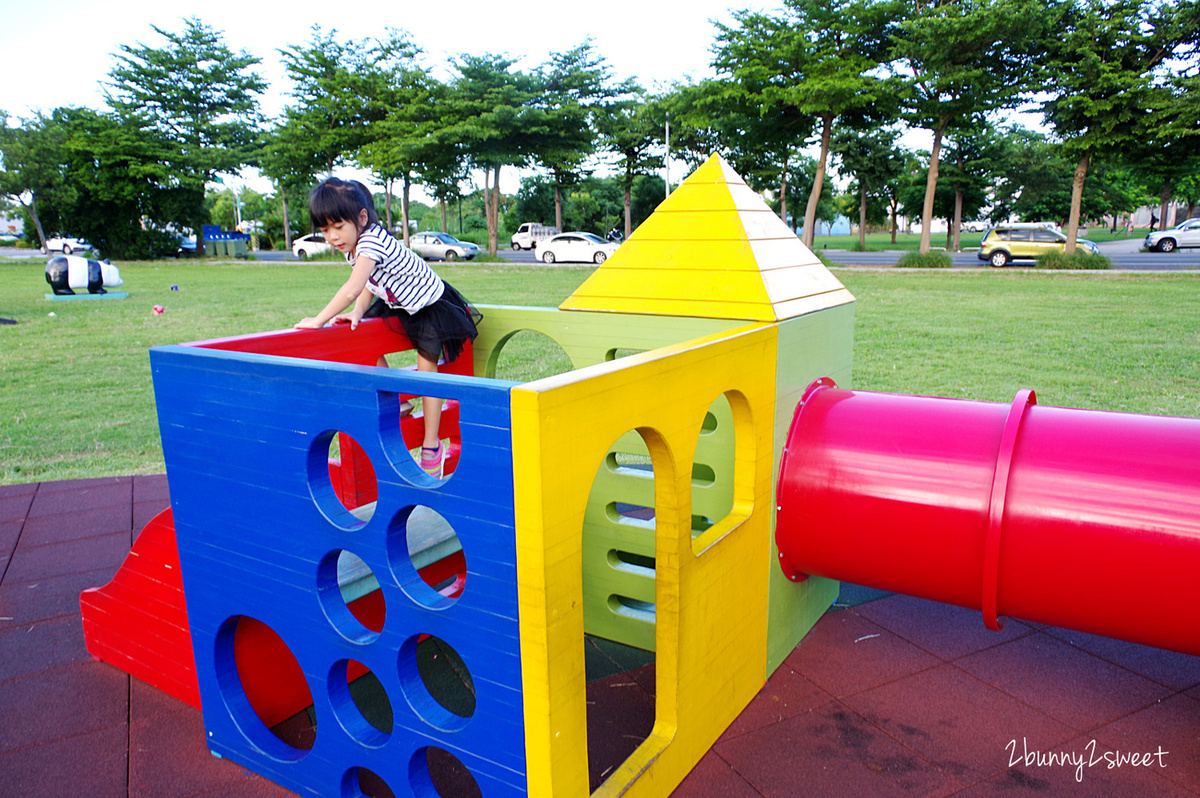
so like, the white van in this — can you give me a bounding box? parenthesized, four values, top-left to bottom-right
(511, 223, 560, 251)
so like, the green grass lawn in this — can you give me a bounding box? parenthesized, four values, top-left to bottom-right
(1, 258, 1197, 485)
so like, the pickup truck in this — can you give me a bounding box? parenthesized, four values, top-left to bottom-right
(510, 223, 560, 251)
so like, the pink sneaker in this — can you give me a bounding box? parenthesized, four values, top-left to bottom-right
(419, 443, 445, 479)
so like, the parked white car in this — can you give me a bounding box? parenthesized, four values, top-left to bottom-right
(1145, 218, 1200, 253)
(45, 236, 91, 255)
(292, 233, 333, 259)
(409, 232, 480, 261)
(539, 232, 620, 264)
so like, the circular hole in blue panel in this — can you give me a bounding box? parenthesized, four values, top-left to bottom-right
(341, 765, 397, 798)
(318, 549, 385, 642)
(408, 746, 482, 798)
(376, 391, 460, 486)
(397, 634, 475, 731)
(386, 505, 466, 609)
(328, 659, 392, 747)
(308, 430, 378, 529)
(214, 615, 314, 761)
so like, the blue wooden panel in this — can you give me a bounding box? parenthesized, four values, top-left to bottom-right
(150, 344, 528, 797)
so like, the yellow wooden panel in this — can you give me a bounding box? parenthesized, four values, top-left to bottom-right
(631, 209, 753, 242)
(515, 323, 778, 797)
(559, 295, 780, 321)
(598, 239, 766, 271)
(559, 153, 851, 323)
(573, 266, 773, 306)
(652, 182, 741, 214)
(630, 206, 797, 245)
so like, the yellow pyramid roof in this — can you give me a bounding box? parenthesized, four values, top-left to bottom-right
(559, 154, 853, 321)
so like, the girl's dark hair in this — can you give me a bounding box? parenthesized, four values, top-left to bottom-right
(309, 177, 380, 230)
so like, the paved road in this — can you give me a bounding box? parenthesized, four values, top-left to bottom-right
(818, 238, 1200, 270)
(6, 239, 1199, 270)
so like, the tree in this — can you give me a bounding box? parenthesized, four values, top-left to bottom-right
(0, 112, 72, 250)
(55, 108, 202, 259)
(892, 0, 1049, 254)
(663, 79, 815, 227)
(258, 119, 319, 250)
(349, 33, 438, 243)
(783, 155, 840, 233)
(106, 18, 266, 247)
(442, 54, 549, 255)
(417, 151, 472, 234)
(714, 0, 896, 247)
(595, 91, 664, 237)
(938, 122, 1005, 249)
(988, 127, 1147, 226)
(534, 41, 631, 230)
(834, 126, 907, 249)
(278, 27, 406, 176)
(1041, 0, 1200, 252)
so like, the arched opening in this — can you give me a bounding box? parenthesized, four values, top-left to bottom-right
(486, 329, 574, 382)
(581, 428, 658, 793)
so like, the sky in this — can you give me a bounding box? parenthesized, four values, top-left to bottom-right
(4, 0, 789, 196)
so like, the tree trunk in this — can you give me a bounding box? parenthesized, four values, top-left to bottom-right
(26, 194, 48, 252)
(919, 122, 947, 255)
(779, 151, 789, 226)
(1065, 151, 1090, 255)
(482, 168, 493, 252)
(555, 184, 563, 231)
(890, 198, 898, 244)
(440, 200, 448, 233)
(624, 172, 633, 239)
(385, 178, 394, 234)
(1160, 179, 1172, 229)
(858, 184, 867, 250)
(802, 114, 833, 248)
(401, 174, 411, 246)
(281, 189, 292, 250)
(953, 189, 963, 252)
(487, 165, 501, 256)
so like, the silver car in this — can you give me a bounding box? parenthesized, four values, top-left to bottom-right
(409, 232, 480, 261)
(1145, 218, 1200, 252)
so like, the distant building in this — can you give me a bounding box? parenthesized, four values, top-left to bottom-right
(0, 214, 24, 237)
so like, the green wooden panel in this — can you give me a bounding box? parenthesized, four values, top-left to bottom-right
(766, 302, 856, 674)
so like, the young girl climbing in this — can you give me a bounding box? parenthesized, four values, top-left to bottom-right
(295, 177, 482, 478)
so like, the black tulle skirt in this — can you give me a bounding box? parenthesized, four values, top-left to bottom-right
(364, 281, 482, 364)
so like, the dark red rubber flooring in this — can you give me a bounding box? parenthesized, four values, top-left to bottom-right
(3, 476, 1198, 797)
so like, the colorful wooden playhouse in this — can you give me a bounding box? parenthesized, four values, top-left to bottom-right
(82, 154, 856, 797)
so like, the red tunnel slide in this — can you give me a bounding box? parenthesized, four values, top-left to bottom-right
(776, 378, 1200, 657)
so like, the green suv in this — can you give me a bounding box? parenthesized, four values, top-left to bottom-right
(977, 223, 1100, 267)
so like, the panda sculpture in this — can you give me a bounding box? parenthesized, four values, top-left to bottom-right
(45, 255, 123, 295)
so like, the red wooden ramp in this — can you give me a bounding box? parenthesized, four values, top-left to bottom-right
(80, 508, 201, 708)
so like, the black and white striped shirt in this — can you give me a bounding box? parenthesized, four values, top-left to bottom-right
(353, 224, 444, 313)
